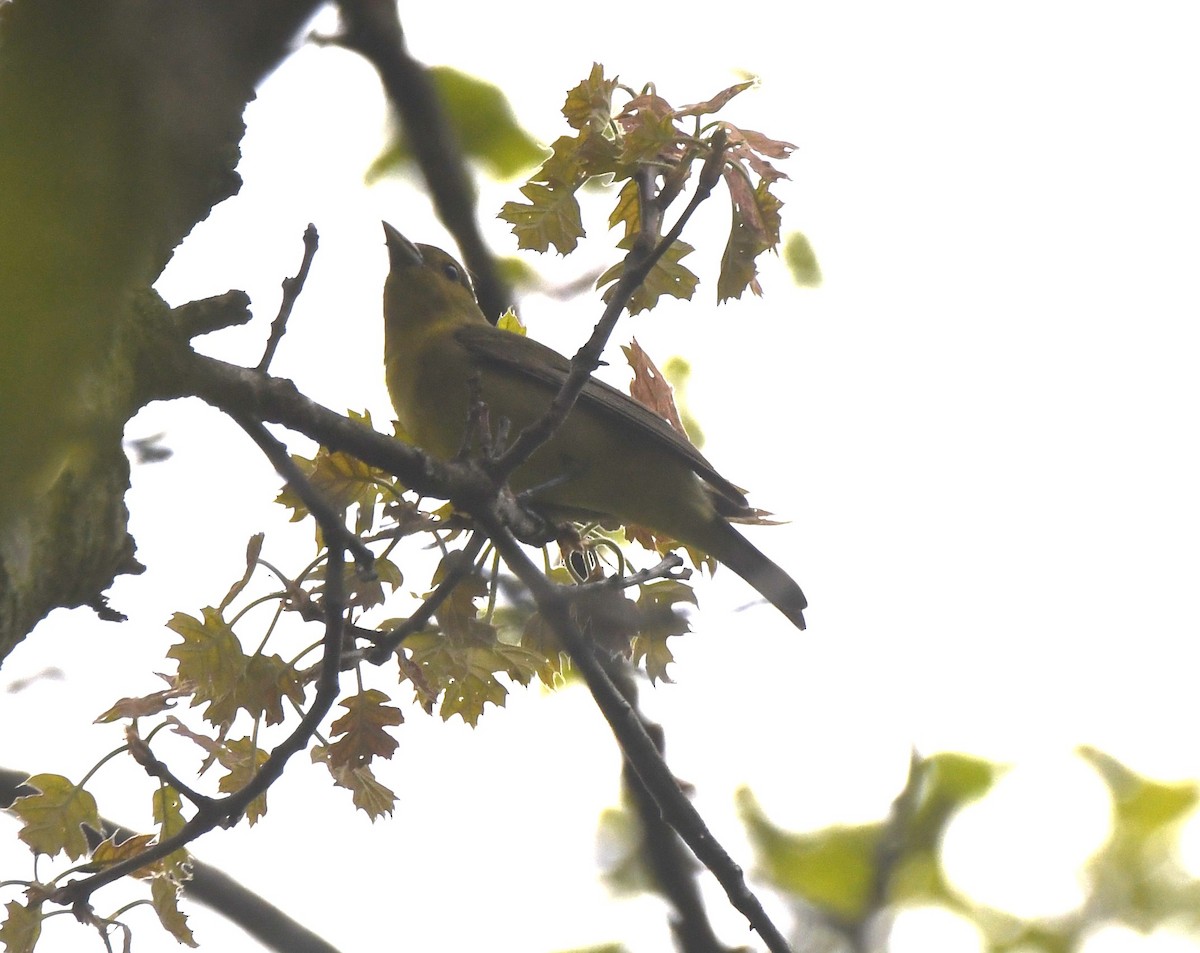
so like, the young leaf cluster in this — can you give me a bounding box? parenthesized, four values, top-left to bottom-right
(499, 63, 795, 307)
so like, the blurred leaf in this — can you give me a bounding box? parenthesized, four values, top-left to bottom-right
(738, 787, 882, 922)
(784, 231, 822, 288)
(553, 945, 629, 953)
(597, 805, 653, 896)
(495, 255, 539, 292)
(367, 66, 543, 182)
(907, 751, 998, 845)
(662, 356, 703, 447)
(1080, 746, 1199, 834)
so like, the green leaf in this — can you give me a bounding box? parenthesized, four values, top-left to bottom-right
(738, 787, 882, 922)
(406, 622, 542, 727)
(630, 580, 695, 684)
(215, 737, 269, 824)
(562, 63, 618, 130)
(1079, 745, 1199, 834)
(597, 239, 698, 315)
(11, 773, 100, 860)
(165, 608, 303, 730)
(617, 105, 678, 166)
(367, 66, 543, 182)
(151, 876, 198, 947)
(0, 899, 43, 953)
(784, 231, 822, 288)
(607, 177, 640, 240)
(496, 309, 527, 336)
(498, 181, 585, 254)
(313, 747, 398, 821)
(718, 174, 783, 302)
(89, 831, 156, 872)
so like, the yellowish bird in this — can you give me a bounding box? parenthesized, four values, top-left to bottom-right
(382, 222, 807, 629)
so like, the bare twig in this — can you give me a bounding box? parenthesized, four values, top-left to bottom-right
(257, 223, 319, 372)
(125, 728, 218, 813)
(169, 290, 253, 339)
(605, 663, 738, 953)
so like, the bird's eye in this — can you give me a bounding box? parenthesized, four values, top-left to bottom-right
(442, 263, 460, 283)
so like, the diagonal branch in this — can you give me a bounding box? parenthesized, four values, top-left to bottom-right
(473, 509, 793, 953)
(493, 131, 728, 483)
(0, 767, 343, 953)
(334, 0, 513, 323)
(51, 516, 349, 908)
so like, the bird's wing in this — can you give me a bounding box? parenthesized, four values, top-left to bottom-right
(454, 323, 751, 510)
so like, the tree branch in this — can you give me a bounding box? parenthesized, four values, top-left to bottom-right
(0, 767, 343, 953)
(334, 0, 513, 324)
(473, 510, 794, 953)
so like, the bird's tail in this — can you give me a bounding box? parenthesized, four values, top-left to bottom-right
(703, 519, 807, 630)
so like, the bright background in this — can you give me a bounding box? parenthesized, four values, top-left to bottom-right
(3, 3, 1200, 951)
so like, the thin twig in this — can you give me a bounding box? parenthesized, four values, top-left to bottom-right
(124, 729, 218, 814)
(50, 537, 350, 908)
(257, 224, 319, 372)
(494, 131, 729, 483)
(365, 530, 487, 663)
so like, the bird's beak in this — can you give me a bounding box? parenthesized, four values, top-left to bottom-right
(382, 221, 423, 268)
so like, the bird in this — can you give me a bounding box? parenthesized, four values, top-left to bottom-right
(381, 222, 807, 630)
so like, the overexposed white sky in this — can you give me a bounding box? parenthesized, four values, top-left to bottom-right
(4, 3, 1200, 952)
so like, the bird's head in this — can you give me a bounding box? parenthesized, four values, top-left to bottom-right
(382, 222, 484, 340)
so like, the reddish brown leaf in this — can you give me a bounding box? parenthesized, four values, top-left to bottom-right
(622, 338, 689, 438)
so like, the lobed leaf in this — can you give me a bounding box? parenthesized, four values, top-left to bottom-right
(499, 182, 585, 254)
(622, 338, 688, 438)
(0, 899, 43, 953)
(11, 773, 100, 861)
(326, 689, 404, 771)
(215, 737, 269, 825)
(165, 608, 303, 730)
(597, 238, 698, 314)
(562, 62, 618, 130)
(312, 747, 397, 821)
